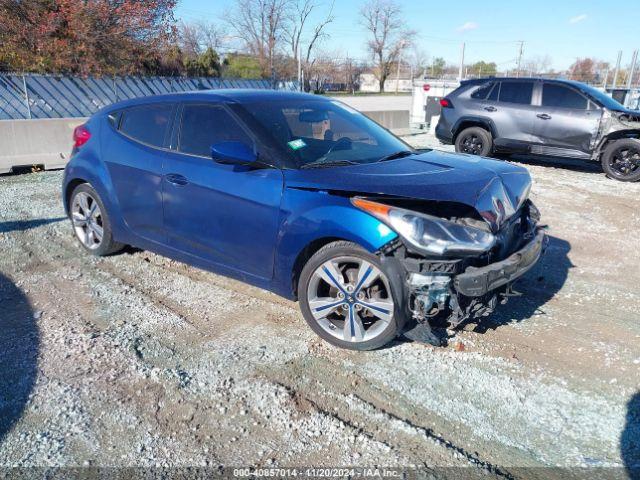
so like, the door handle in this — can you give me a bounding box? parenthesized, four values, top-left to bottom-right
(537, 113, 552, 120)
(484, 106, 497, 112)
(165, 173, 189, 186)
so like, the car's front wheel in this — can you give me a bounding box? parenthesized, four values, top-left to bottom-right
(298, 241, 404, 350)
(69, 183, 124, 256)
(601, 138, 640, 182)
(455, 126, 493, 157)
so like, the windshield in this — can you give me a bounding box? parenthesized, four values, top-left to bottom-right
(575, 83, 627, 111)
(236, 98, 414, 168)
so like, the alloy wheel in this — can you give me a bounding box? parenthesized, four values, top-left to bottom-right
(306, 256, 394, 343)
(71, 192, 104, 250)
(608, 146, 640, 178)
(461, 134, 484, 155)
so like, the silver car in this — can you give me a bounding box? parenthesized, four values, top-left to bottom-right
(435, 77, 640, 182)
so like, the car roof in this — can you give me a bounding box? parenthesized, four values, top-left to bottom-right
(462, 77, 588, 87)
(102, 89, 323, 112)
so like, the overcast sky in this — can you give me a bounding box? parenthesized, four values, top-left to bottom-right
(176, 0, 640, 71)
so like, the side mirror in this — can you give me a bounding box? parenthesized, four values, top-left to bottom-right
(211, 141, 257, 166)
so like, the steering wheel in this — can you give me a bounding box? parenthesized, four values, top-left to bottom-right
(324, 136, 352, 157)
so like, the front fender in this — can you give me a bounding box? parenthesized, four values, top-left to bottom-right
(271, 189, 398, 298)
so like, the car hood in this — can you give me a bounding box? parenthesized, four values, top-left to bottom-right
(284, 150, 532, 232)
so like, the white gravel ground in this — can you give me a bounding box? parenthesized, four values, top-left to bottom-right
(0, 134, 638, 477)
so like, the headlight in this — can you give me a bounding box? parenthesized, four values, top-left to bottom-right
(352, 198, 495, 256)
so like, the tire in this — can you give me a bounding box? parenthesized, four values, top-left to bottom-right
(601, 138, 640, 182)
(298, 241, 405, 351)
(455, 126, 493, 157)
(69, 183, 124, 256)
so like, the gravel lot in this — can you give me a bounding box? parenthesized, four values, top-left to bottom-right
(0, 134, 639, 476)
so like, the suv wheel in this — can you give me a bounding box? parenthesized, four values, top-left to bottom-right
(298, 241, 404, 351)
(601, 139, 640, 182)
(455, 127, 493, 157)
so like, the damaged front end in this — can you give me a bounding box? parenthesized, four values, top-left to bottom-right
(593, 108, 640, 159)
(355, 194, 547, 330)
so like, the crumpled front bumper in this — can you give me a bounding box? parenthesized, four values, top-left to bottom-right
(453, 228, 547, 297)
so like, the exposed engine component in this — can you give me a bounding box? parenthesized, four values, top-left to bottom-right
(408, 273, 451, 322)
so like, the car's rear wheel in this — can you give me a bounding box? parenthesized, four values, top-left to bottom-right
(601, 139, 640, 182)
(298, 241, 403, 350)
(69, 184, 124, 256)
(455, 127, 493, 157)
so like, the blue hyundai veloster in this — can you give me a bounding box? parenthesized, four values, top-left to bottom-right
(62, 90, 545, 350)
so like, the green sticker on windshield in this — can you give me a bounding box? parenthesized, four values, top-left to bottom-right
(288, 139, 307, 150)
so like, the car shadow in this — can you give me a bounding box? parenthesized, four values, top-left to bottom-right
(464, 234, 573, 334)
(0, 217, 66, 234)
(496, 153, 604, 175)
(622, 392, 640, 479)
(0, 272, 39, 443)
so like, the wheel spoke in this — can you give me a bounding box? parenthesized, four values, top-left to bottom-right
(318, 260, 347, 293)
(309, 297, 344, 319)
(72, 212, 87, 226)
(354, 261, 375, 293)
(77, 193, 90, 213)
(88, 201, 99, 219)
(358, 299, 394, 322)
(90, 223, 104, 242)
(343, 306, 365, 342)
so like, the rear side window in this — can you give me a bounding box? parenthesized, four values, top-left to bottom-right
(498, 81, 533, 105)
(119, 104, 173, 148)
(542, 84, 588, 109)
(179, 104, 253, 157)
(471, 82, 495, 99)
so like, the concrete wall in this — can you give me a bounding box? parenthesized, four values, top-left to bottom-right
(0, 103, 410, 173)
(0, 118, 86, 173)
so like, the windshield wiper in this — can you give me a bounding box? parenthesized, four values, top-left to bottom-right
(300, 159, 360, 169)
(376, 150, 415, 163)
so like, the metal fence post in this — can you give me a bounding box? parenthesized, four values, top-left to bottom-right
(22, 75, 32, 119)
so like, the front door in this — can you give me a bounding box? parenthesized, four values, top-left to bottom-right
(162, 103, 284, 280)
(102, 102, 175, 244)
(533, 82, 602, 154)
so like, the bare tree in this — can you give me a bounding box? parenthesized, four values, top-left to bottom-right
(226, 0, 290, 78)
(522, 54, 553, 75)
(196, 21, 228, 52)
(282, 0, 334, 84)
(360, 0, 414, 92)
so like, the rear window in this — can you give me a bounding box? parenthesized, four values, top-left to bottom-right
(498, 81, 533, 105)
(542, 83, 588, 109)
(471, 82, 495, 99)
(119, 104, 173, 148)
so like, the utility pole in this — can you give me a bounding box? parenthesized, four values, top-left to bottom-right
(516, 41, 524, 78)
(395, 40, 406, 94)
(297, 43, 302, 91)
(627, 49, 638, 90)
(458, 42, 465, 81)
(612, 50, 622, 88)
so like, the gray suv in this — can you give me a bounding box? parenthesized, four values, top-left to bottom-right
(435, 77, 640, 182)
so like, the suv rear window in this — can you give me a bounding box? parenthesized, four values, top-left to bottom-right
(470, 82, 495, 99)
(542, 83, 588, 109)
(119, 104, 173, 148)
(498, 81, 533, 105)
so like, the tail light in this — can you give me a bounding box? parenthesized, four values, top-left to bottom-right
(73, 124, 91, 148)
(440, 98, 453, 108)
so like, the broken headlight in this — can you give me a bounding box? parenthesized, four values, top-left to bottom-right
(352, 198, 495, 256)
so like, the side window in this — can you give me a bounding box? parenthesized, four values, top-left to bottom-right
(179, 104, 253, 157)
(119, 104, 173, 148)
(542, 84, 588, 109)
(471, 82, 494, 99)
(487, 82, 499, 101)
(498, 81, 533, 105)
